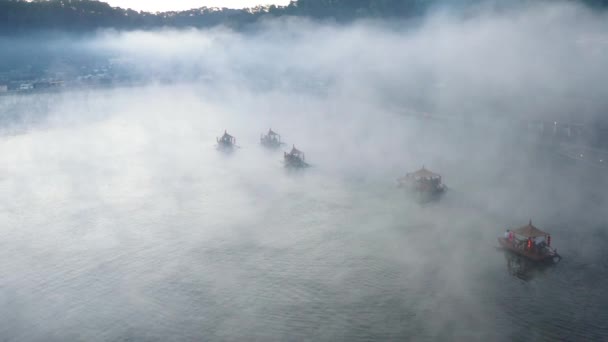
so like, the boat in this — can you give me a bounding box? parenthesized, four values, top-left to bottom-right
(216, 130, 236, 150)
(284, 145, 309, 168)
(397, 166, 446, 196)
(260, 129, 283, 149)
(498, 220, 561, 263)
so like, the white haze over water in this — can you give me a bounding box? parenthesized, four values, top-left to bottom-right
(1, 2, 608, 340)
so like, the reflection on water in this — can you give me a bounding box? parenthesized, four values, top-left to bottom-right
(503, 251, 557, 282)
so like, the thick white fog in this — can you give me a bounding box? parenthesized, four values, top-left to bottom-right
(0, 1, 607, 340)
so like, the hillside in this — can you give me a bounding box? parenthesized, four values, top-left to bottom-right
(1, 0, 606, 33)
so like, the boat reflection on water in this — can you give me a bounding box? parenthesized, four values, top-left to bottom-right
(503, 251, 556, 281)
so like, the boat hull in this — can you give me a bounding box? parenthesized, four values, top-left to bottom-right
(498, 237, 561, 263)
(398, 182, 446, 203)
(284, 154, 309, 168)
(284, 159, 309, 168)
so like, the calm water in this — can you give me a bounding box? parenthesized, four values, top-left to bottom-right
(0, 88, 607, 341)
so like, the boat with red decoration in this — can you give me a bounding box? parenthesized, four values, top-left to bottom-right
(498, 220, 561, 263)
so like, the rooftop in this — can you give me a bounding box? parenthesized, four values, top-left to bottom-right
(408, 167, 441, 179)
(512, 220, 549, 238)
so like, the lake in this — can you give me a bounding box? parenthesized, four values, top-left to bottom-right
(0, 86, 606, 341)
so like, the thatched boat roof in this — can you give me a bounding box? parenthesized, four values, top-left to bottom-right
(513, 220, 549, 238)
(407, 166, 441, 180)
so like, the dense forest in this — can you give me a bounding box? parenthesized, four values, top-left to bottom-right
(1, 0, 607, 33)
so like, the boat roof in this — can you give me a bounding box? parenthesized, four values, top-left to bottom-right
(408, 166, 441, 179)
(512, 220, 550, 238)
(267, 129, 280, 136)
(290, 145, 303, 155)
(221, 130, 234, 139)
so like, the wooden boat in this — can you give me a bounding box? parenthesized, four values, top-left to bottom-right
(397, 166, 446, 196)
(217, 130, 236, 150)
(284, 145, 309, 168)
(498, 220, 561, 263)
(260, 129, 283, 149)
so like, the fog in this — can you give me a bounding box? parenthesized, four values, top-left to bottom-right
(1, 1, 607, 341)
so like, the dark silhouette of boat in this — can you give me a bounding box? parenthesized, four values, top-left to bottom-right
(260, 129, 283, 149)
(397, 166, 446, 200)
(217, 130, 236, 151)
(284, 145, 309, 168)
